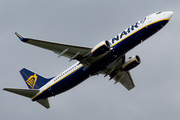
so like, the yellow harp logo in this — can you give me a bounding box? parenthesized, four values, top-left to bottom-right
(26, 74, 37, 89)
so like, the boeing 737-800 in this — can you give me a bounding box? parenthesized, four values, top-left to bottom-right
(3, 11, 173, 109)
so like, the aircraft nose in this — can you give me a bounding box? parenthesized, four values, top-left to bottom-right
(164, 11, 173, 19)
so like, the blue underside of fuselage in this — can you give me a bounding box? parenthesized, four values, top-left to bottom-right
(32, 20, 169, 101)
(32, 66, 89, 101)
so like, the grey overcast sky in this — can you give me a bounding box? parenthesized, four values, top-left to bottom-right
(1, 0, 180, 120)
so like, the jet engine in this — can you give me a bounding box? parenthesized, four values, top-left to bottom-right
(121, 55, 141, 71)
(91, 40, 111, 57)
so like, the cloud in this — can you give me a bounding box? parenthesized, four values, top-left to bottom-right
(1, 0, 179, 120)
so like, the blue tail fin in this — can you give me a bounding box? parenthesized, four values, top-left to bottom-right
(20, 68, 53, 89)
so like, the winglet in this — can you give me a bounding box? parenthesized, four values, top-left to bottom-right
(15, 32, 28, 42)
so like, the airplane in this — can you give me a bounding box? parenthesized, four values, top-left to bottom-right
(3, 11, 173, 109)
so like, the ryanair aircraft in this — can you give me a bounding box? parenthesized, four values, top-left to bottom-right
(3, 11, 173, 109)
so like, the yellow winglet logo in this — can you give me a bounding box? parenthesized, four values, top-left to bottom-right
(26, 74, 37, 89)
(15, 32, 23, 39)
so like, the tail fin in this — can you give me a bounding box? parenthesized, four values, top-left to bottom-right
(3, 88, 50, 109)
(20, 68, 53, 89)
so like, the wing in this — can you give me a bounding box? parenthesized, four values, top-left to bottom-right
(102, 55, 135, 90)
(15, 32, 92, 62)
(110, 71, 135, 90)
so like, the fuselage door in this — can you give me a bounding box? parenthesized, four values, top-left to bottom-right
(147, 16, 152, 23)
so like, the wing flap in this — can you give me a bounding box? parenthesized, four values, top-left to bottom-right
(25, 38, 91, 60)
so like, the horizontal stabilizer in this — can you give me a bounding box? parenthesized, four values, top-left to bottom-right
(3, 88, 50, 109)
(3, 88, 39, 98)
(37, 99, 50, 109)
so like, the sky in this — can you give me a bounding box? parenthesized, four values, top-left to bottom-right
(1, 0, 180, 120)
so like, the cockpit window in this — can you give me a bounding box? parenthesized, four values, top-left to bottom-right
(156, 11, 162, 14)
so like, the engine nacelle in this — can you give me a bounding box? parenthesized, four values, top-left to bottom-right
(91, 40, 111, 57)
(121, 55, 141, 71)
